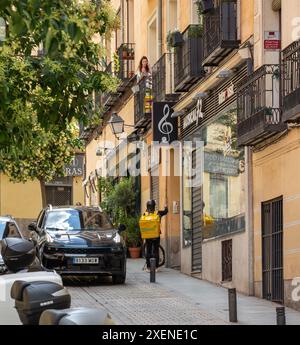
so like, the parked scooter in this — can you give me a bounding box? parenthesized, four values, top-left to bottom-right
(1, 237, 116, 325)
(0, 237, 62, 325)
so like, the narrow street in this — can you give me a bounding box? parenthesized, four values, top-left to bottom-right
(64, 259, 300, 326)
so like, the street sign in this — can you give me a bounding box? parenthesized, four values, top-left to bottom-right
(264, 31, 281, 50)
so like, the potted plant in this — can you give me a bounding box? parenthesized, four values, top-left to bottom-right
(167, 29, 184, 50)
(124, 217, 142, 259)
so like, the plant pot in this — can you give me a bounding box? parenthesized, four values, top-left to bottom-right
(128, 247, 141, 259)
(172, 31, 184, 47)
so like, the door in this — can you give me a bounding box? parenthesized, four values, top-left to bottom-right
(262, 197, 284, 304)
(45, 186, 72, 206)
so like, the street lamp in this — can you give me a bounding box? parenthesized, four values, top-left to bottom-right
(108, 112, 135, 136)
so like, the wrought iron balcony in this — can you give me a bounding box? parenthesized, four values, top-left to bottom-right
(152, 53, 179, 102)
(202, 0, 240, 66)
(117, 43, 135, 86)
(237, 65, 286, 147)
(174, 25, 205, 92)
(282, 39, 300, 122)
(134, 76, 153, 128)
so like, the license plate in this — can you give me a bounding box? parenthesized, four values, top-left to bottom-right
(73, 257, 99, 265)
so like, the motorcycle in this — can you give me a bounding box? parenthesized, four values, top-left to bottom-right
(1, 237, 115, 325)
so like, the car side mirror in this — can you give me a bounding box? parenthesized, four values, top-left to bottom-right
(118, 224, 126, 233)
(28, 222, 38, 232)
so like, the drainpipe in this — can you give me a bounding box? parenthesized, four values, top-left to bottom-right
(246, 57, 255, 296)
(121, 0, 125, 44)
(158, 0, 163, 57)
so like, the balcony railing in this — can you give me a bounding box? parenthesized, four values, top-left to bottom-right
(134, 76, 153, 127)
(117, 43, 135, 84)
(174, 25, 205, 92)
(152, 53, 179, 102)
(202, 0, 240, 66)
(237, 65, 286, 146)
(282, 39, 300, 122)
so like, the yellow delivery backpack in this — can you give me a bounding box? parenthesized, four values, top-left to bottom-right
(139, 212, 161, 239)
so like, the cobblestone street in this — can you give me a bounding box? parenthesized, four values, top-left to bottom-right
(64, 259, 300, 326)
(65, 261, 228, 325)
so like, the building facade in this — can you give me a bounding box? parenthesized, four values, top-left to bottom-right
(236, 0, 300, 310)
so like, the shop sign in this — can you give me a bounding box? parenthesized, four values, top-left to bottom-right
(153, 102, 177, 143)
(65, 154, 84, 176)
(264, 31, 281, 50)
(219, 84, 235, 105)
(183, 99, 204, 130)
(204, 152, 239, 177)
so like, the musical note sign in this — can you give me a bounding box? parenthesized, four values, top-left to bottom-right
(152, 102, 178, 144)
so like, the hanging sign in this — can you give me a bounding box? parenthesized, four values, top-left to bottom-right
(219, 84, 235, 105)
(183, 99, 204, 130)
(152, 102, 177, 143)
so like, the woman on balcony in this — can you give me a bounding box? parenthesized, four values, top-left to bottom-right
(137, 56, 153, 115)
(137, 56, 152, 82)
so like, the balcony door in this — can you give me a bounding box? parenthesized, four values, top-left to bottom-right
(148, 14, 158, 66)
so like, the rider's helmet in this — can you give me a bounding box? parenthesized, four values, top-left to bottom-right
(146, 200, 156, 213)
(1, 238, 36, 273)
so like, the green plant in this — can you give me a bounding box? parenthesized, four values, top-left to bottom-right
(123, 217, 141, 248)
(188, 24, 203, 38)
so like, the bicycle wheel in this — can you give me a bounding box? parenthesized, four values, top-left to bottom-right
(142, 241, 165, 268)
(158, 245, 165, 268)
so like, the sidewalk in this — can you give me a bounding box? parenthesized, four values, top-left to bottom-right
(128, 259, 300, 325)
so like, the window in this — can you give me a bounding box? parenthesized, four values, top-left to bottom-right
(222, 239, 232, 282)
(44, 209, 113, 231)
(202, 105, 246, 239)
(148, 14, 158, 66)
(167, 0, 178, 32)
(5, 223, 21, 239)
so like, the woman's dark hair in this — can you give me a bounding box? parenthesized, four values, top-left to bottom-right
(139, 56, 149, 73)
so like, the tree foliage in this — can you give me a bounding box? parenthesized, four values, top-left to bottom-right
(0, 0, 119, 182)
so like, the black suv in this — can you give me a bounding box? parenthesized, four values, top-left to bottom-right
(28, 206, 127, 284)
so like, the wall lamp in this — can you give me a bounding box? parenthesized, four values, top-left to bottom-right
(193, 92, 209, 101)
(108, 112, 135, 136)
(217, 69, 235, 79)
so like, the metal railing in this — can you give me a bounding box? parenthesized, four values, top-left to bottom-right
(282, 39, 300, 114)
(117, 43, 135, 81)
(237, 64, 282, 140)
(203, 0, 239, 64)
(152, 53, 175, 102)
(174, 24, 204, 92)
(203, 214, 245, 240)
(134, 76, 153, 126)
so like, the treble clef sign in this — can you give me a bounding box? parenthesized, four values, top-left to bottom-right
(158, 104, 173, 143)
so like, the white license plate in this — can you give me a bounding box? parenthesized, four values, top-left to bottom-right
(73, 257, 99, 265)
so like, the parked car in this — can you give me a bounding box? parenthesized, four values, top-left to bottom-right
(0, 216, 24, 273)
(28, 205, 127, 284)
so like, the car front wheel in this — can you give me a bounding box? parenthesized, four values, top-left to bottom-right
(112, 273, 126, 284)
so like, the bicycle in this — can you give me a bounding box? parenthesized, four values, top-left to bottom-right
(141, 240, 165, 270)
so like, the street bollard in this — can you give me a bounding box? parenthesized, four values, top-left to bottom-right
(276, 307, 286, 325)
(228, 288, 238, 323)
(150, 258, 156, 283)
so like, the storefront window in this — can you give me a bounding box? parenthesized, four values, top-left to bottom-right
(202, 104, 245, 239)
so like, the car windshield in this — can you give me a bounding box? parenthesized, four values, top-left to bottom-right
(44, 209, 113, 231)
(0, 220, 7, 239)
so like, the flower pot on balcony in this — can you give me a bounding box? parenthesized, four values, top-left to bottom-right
(200, 0, 214, 14)
(171, 31, 184, 47)
(128, 247, 141, 259)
